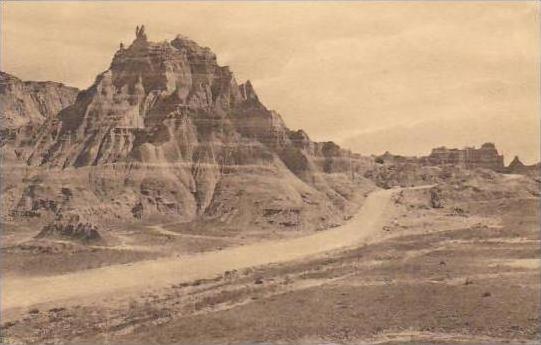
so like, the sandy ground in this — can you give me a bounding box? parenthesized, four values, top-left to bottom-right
(2, 186, 418, 313)
(1, 184, 539, 345)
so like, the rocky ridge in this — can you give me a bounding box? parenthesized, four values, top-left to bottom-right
(0, 71, 78, 130)
(2, 26, 375, 237)
(0, 71, 79, 165)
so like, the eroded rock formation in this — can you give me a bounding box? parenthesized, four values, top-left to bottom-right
(505, 156, 540, 177)
(2, 27, 374, 232)
(0, 71, 79, 130)
(422, 143, 505, 172)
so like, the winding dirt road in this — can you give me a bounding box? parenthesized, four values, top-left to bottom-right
(2, 187, 416, 312)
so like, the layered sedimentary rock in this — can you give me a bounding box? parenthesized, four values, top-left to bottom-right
(1, 72, 80, 225)
(36, 214, 102, 244)
(369, 143, 508, 188)
(3, 26, 373, 232)
(0, 71, 79, 165)
(505, 156, 540, 177)
(0, 71, 79, 130)
(422, 143, 505, 172)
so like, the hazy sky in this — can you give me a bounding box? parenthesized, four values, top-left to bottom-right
(2, 1, 539, 163)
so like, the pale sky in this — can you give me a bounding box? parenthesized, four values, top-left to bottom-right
(2, 1, 539, 164)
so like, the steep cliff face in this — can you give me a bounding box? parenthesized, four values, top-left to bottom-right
(0, 71, 79, 130)
(3, 27, 374, 232)
(0, 72, 79, 221)
(1, 71, 78, 163)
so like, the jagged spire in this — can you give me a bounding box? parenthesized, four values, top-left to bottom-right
(135, 25, 147, 41)
(509, 155, 525, 169)
(239, 80, 259, 101)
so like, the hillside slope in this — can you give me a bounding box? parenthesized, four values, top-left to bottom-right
(2, 26, 374, 235)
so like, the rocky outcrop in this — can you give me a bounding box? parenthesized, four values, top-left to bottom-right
(508, 156, 526, 171)
(36, 217, 102, 244)
(0, 71, 79, 169)
(505, 156, 539, 176)
(3, 27, 374, 232)
(429, 186, 443, 208)
(0, 73, 79, 223)
(421, 143, 505, 172)
(0, 71, 78, 130)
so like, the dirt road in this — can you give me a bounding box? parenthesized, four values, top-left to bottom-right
(2, 187, 415, 312)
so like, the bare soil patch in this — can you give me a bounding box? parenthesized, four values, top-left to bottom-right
(2, 186, 538, 345)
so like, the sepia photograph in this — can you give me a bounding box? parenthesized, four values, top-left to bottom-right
(0, 1, 539, 344)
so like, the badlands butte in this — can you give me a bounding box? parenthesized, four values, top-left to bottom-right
(1, 27, 540, 345)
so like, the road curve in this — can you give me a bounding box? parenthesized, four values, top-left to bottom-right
(2, 187, 411, 311)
